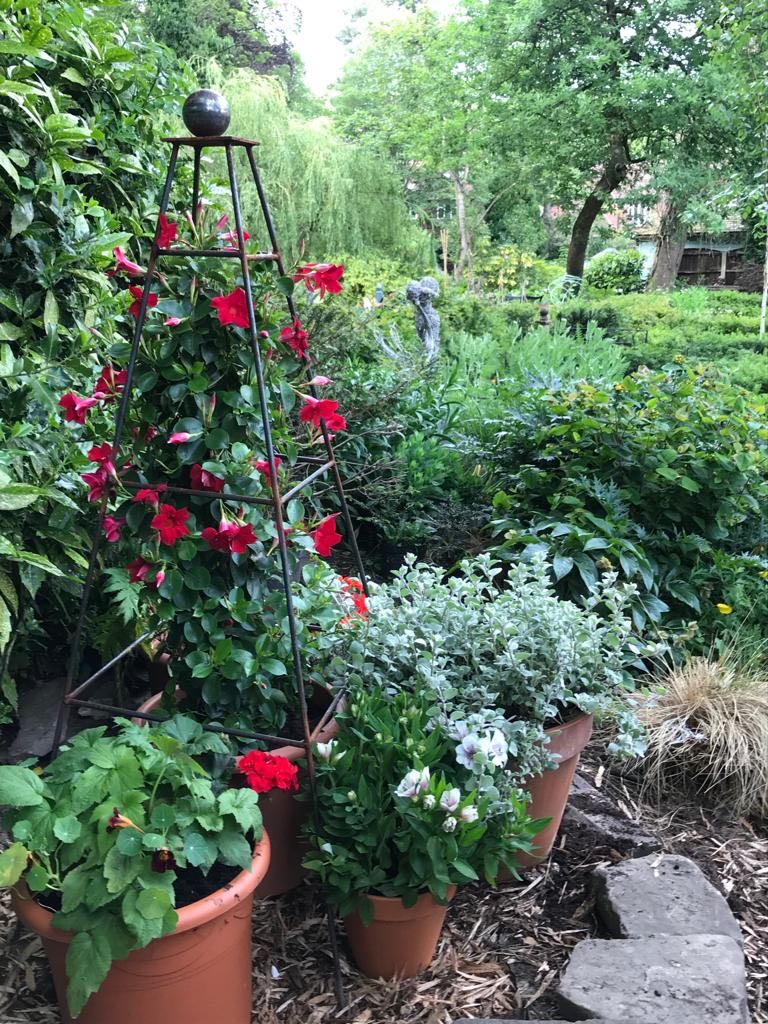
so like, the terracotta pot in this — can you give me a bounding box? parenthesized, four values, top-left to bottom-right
(12, 834, 271, 1024)
(134, 687, 343, 899)
(516, 712, 594, 867)
(344, 886, 456, 979)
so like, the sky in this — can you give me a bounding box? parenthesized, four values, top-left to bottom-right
(288, 0, 457, 95)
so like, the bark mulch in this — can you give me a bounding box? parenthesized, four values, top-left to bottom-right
(1, 750, 765, 1023)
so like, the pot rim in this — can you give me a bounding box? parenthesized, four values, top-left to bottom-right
(12, 831, 271, 943)
(356, 885, 457, 922)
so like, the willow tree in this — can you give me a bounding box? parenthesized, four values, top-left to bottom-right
(219, 72, 433, 267)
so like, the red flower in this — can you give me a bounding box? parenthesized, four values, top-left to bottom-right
(127, 558, 165, 588)
(211, 287, 251, 329)
(128, 286, 158, 319)
(253, 457, 281, 479)
(59, 392, 98, 424)
(168, 432, 191, 444)
(145, 427, 158, 442)
(164, 316, 181, 327)
(190, 464, 224, 493)
(299, 395, 346, 434)
(308, 375, 332, 387)
(108, 247, 145, 279)
(311, 514, 342, 557)
(156, 214, 178, 249)
(81, 467, 111, 503)
(201, 519, 256, 555)
(133, 484, 167, 506)
(278, 319, 309, 360)
(151, 504, 190, 546)
(340, 576, 368, 618)
(103, 516, 125, 543)
(93, 366, 127, 401)
(291, 263, 344, 297)
(87, 442, 114, 464)
(151, 848, 177, 873)
(220, 229, 251, 245)
(237, 750, 299, 794)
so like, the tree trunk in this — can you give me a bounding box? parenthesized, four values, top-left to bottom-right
(648, 201, 686, 291)
(760, 212, 767, 337)
(450, 169, 473, 285)
(565, 139, 630, 292)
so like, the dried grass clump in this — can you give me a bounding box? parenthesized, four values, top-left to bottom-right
(640, 647, 768, 819)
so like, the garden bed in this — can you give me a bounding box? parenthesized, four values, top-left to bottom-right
(2, 747, 765, 1024)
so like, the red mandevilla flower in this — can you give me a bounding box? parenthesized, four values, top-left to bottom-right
(211, 287, 251, 329)
(237, 750, 299, 794)
(103, 516, 125, 543)
(299, 395, 346, 434)
(59, 393, 99, 424)
(164, 317, 181, 327)
(150, 504, 190, 546)
(291, 263, 344, 298)
(133, 484, 167, 506)
(201, 519, 256, 555)
(278, 319, 309, 360)
(168, 432, 191, 444)
(87, 442, 114, 464)
(81, 467, 111, 503)
(156, 214, 178, 249)
(108, 247, 145, 279)
(220, 229, 250, 245)
(190, 464, 225, 493)
(311, 514, 342, 557)
(253, 456, 281, 479)
(127, 557, 164, 588)
(93, 366, 127, 401)
(128, 286, 159, 320)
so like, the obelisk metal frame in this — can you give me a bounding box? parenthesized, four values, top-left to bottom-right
(52, 132, 369, 1007)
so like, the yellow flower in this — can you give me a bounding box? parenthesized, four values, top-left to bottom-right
(716, 603, 733, 615)
(759, 571, 768, 580)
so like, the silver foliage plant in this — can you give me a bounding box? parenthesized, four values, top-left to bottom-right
(330, 554, 657, 793)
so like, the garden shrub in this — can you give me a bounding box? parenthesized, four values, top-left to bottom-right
(583, 249, 644, 294)
(484, 364, 768, 647)
(0, 0, 191, 699)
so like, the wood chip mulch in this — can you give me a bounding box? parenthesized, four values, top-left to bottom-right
(1, 751, 765, 1023)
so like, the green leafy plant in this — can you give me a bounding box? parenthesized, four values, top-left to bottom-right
(303, 687, 537, 921)
(583, 249, 645, 294)
(0, 714, 262, 1017)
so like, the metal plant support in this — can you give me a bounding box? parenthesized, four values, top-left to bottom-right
(51, 102, 368, 1008)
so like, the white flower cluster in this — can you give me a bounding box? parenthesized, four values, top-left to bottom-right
(394, 769, 479, 831)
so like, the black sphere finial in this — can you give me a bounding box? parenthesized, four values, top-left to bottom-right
(182, 90, 231, 137)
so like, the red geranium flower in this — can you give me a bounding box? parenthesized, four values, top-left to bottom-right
(237, 750, 299, 794)
(299, 395, 346, 434)
(190, 464, 225, 493)
(59, 392, 98, 424)
(311, 514, 342, 557)
(291, 263, 344, 298)
(103, 516, 125, 543)
(128, 286, 158, 320)
(156, 214, 178, 249)
(278, 319, 309, 360)
(81, 467, 111, 503)
(133, 484, 167, 506)
(201, 519, 256, 555)
(93, 366, 127, 401)
(211, 287, 250, 329)
(108, 247, 145, 279)
(253, 457, 281, 479)
(150, 504, 190, 546)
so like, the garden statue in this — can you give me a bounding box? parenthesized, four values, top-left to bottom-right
(406, 275, 441, 365)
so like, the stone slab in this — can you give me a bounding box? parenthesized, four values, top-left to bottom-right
(594, 853, 742, 944)
(564, 804, 661, 857)
(558, 934, 749, 1024)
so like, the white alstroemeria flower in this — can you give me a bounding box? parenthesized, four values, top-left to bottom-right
(439, 788, 461, 813)
(423, 794, 436, 809)
(315, 740, 335, 761)
(395, 767, 429, 799)
(487, 729, 509, 768)
(442, 815, 458, 832)
(455, 732, 491, 769)
(459, 805, 479, 823)
(417, 766, 431, 792)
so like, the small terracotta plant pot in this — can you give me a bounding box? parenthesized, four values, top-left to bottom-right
(135, 687, 343, 898)
(344, 886, 456, 979)
(516, 712, 594, 867)
(12, 834, 271, 1024)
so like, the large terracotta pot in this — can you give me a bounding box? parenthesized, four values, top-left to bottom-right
(344, 887, 456, 979)
(135, 687, 343, 899)
(12, 834, 271, 1024)
(517, 712, 594, 866)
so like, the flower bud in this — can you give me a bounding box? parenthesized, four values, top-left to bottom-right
(442, 816, 457, 833)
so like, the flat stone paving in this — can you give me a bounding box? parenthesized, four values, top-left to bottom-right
(557, 933, 749, 1024)
(594, 852, 742, 944)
